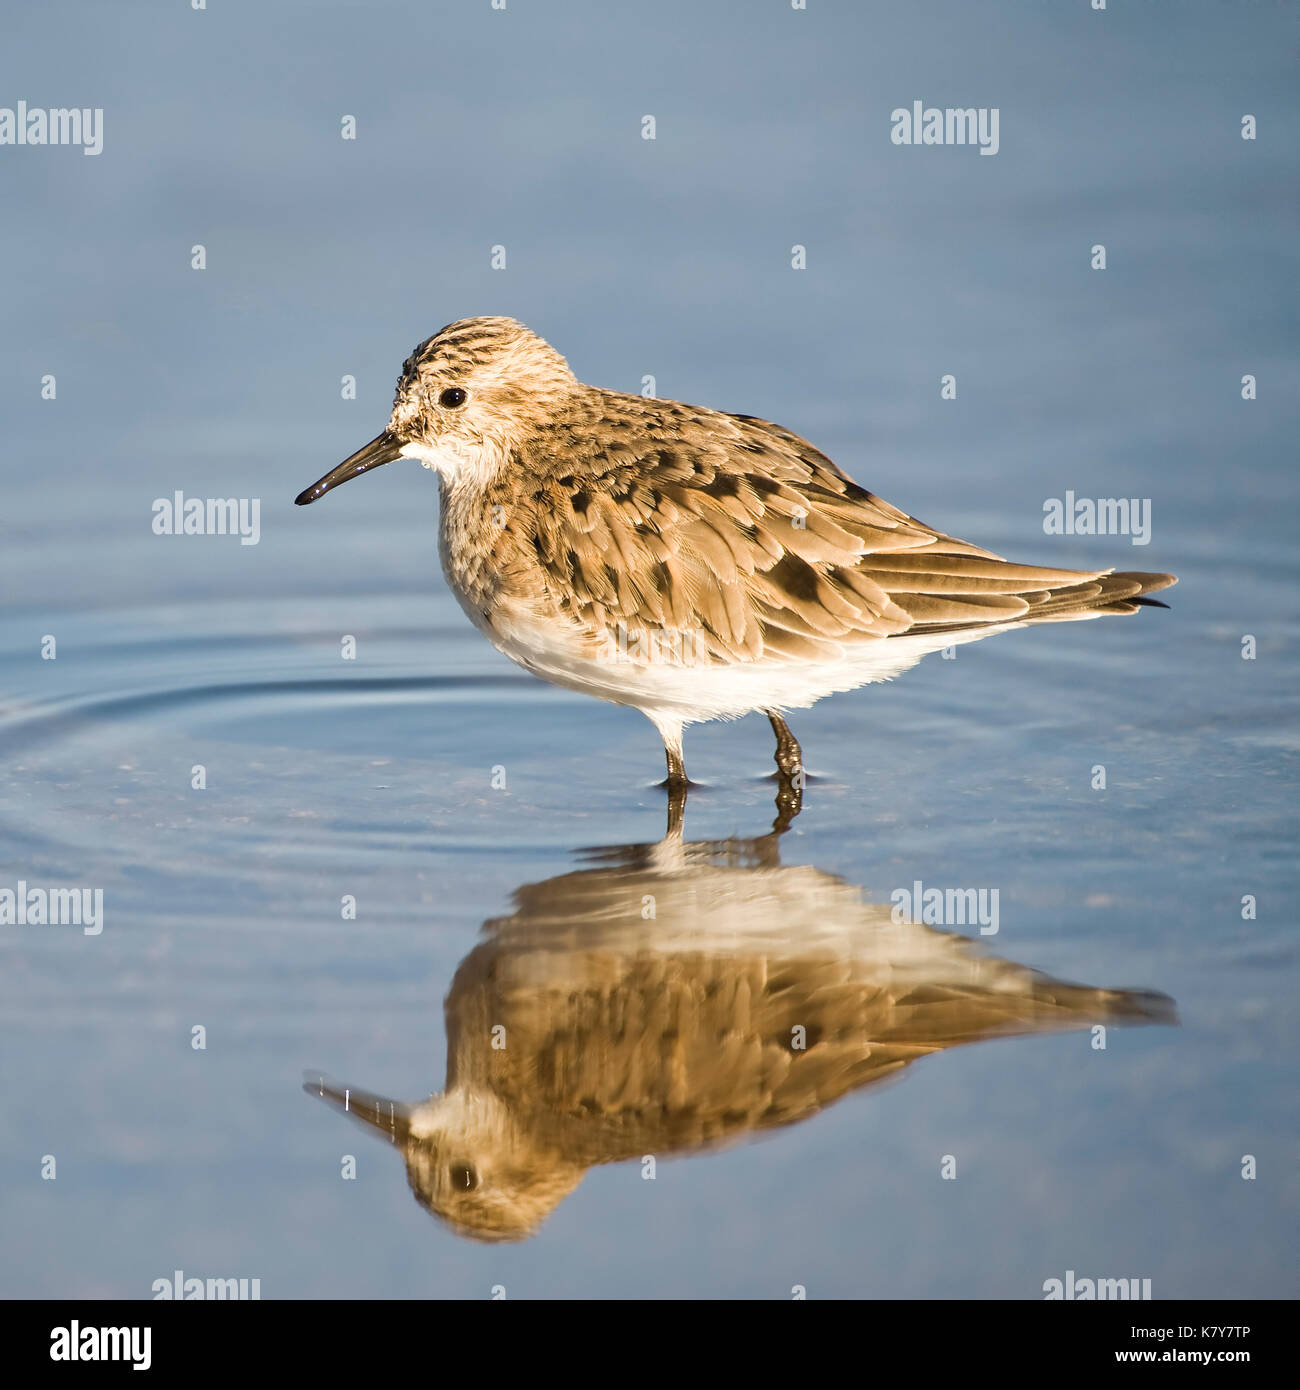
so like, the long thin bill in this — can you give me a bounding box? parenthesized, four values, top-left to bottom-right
(302, 1072, 414, 1145)
(295, 431, 404, 505)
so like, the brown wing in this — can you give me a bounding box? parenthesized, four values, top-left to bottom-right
(445, 858, 1175, 1166)
(524, 395, 1175, 665)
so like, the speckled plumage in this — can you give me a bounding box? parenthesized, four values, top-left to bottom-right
(306, 826, 1175, 1242)
(296, 316, 1176, 786)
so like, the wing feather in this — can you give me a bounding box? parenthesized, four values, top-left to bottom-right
(517, 394, 1176, 665)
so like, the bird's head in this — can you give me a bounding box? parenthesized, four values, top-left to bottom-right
(398, 1087, 585, 1243)
(295, 316, 575, 505)
(305, 1073, 585, 1243)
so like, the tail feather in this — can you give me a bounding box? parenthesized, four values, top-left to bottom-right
(1020, 569, 1176, 623)
(903, 569, 1177, 635)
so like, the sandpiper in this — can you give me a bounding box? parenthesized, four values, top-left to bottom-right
(296, 316, 1175, 790)
(305, 818, 1174, 1242)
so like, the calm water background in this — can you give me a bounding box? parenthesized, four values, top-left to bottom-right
(1, 1, 1297, 1297)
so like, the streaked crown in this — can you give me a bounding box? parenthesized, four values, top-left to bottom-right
(388, 316, 575, 444)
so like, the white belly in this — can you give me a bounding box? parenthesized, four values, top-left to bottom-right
(469, 589, 1021, 729)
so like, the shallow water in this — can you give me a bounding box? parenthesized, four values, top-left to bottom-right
(2, 0, 1297, 1298)
(3, 505, 1295, 1297)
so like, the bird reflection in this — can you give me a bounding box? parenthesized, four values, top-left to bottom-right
(305, 794, 1175, 1242)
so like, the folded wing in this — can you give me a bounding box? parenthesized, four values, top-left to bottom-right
(527, 400, 1175, 666)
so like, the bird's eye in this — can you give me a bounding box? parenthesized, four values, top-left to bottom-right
(439, 388, 467, 409)
(449, 1162, 478, 1191)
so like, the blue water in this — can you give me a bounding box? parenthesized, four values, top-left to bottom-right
(1, 0, 1296, 1298)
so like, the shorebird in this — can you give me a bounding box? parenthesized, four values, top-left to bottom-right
(296, 317, 1175, 789)
(305, 815, 1175, 1242)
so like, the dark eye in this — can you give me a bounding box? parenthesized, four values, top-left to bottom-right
(439, 388, 467, 409)
(449, 1162, 478, 1191)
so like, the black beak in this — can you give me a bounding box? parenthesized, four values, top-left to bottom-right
(302, 1072, 413, 1146)
(295, 431, 404, 506)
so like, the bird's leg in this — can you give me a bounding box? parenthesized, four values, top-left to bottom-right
(662, 737, 689, 837)
(665, 778, 686, 839)
(772, 776, 802, 833)
(653, 718, 691, 812)
(766, 711, 804, 780)
(765, 710, 804, 829)
(652, 716, 693, 835)
(664, 738, 687, 789)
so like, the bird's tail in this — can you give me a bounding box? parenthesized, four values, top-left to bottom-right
(1017, 569, 1177, 623)
(901, 565, 1178, 635)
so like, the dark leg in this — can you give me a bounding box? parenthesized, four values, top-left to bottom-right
(665, 740, 687, 789)
(662, 736, 689, 837)
(765, 710, 804, 829)
(665, 778, 686, 839)
(771, 777, 802, 833)
(766, 711, 804, 779)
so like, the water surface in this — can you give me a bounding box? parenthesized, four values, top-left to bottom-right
(1, 0, 1296, 1299)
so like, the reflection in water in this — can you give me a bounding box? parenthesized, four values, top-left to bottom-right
(305, 801, 1175, 1242)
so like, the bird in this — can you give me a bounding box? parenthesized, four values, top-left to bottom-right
(304, 812, 1176, 1243)
(295, 316, 1176, 790)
